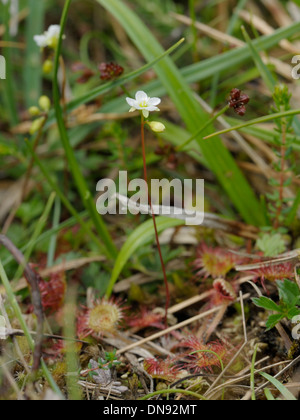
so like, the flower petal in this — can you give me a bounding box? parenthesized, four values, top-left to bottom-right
(148, 97, 161, 106)
(147, 106, 160, 112)
(47, 25, 61, 37)
(126, 97, 137, 107)
(34, 35, 47, 47)
(142, 109, 149, 118)
(135, 91, 148, 103)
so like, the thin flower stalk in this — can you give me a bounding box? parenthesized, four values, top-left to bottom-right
(140, 114, 170, 326)
(126, 91, 170, 325)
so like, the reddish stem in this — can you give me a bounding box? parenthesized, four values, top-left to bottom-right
(141, 116, 170, 327)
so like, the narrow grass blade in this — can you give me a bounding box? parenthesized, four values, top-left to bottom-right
(241, 26, 277, 92)
(24, 0, 45, 107)
(0, 2, 18, 126)
(53, 0, 117, 259)
(264, 388, 276, 400)
(242, 25, 300, 134)
(226, 0, 248, 34)
(45, 19, 300, 122)
(204, 108, 300, 140)
(47, 197, 61, 268)
(260, 372, 297, 401)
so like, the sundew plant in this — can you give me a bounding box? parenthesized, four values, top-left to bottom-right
(0, 0, 300, 402)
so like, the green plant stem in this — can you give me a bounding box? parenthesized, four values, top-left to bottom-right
(139, 388, 206, 400)
(53, 0, 117, 260)
(176, 104, 230, 152)
(141, 115, 170, 325)
(189, 0, 198, 62)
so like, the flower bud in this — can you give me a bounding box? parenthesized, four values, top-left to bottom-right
(29, 117, 45, 135)
(28, 106, 41, 117)
(43, 59, 53, 74)
(147, 121, 166, 133)
(38, 95, 51, 112)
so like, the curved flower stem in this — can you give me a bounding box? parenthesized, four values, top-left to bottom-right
(141, 115, 170, 326)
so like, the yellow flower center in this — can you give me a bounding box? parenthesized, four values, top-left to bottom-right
(139, 100, 148, 108)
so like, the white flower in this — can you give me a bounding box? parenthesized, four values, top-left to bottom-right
(126, 91, 161, 118)
(34, 25, 62, 49)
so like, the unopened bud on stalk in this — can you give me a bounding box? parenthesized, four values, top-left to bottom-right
(29, 117, 45, 135)
(147, 121, 166, 133)
(39, 95, 51, 113)
(28, 106, 41, 117)
(43, 59, 53, 74)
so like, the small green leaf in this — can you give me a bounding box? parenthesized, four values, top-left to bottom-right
(256, 233, 286, 257)
(287, 307, 300, 320)
(266, 314, 284, 331)
(252, 297, 283, 313)
(277, 279, 300, 307)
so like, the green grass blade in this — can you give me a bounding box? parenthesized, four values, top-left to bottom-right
(204, 108, 300, 140)
(264, 388, 276, 400)
(226, 0, 248, 34)
(0, 2, 18, 126)
(184, 20, 300, 84)
(53, 0, 117, 259)
(47, 197, 61, 268)
(23, 0, 45, 107)
(241, 25, 300, 135)
(241, 26, 277, 93)
(97, 0, 264, 226)
(260, 372, 297, 401)
(45, 19, 300, 124)
(225, 116, 300, 150)
(106, 217, 185, 297)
